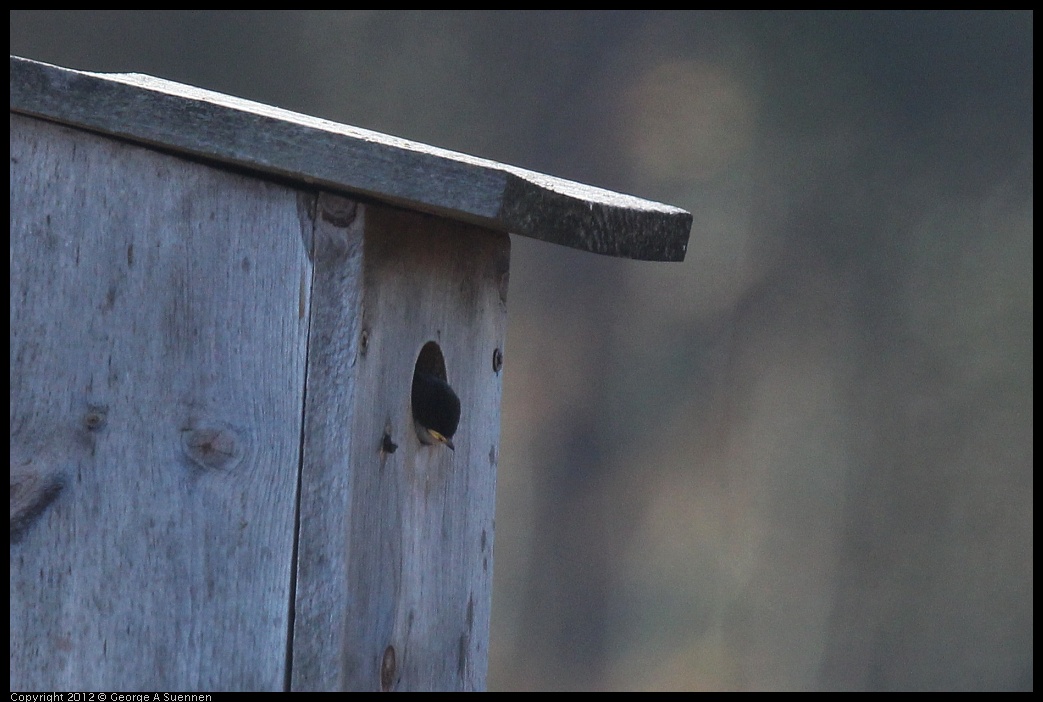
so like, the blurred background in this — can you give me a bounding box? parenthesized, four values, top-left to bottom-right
(11, 11, 1032, 691)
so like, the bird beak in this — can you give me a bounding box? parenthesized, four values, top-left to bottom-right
(429, 429, 455, 451)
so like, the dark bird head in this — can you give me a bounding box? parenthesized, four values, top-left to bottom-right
(411, 371, 460, 451)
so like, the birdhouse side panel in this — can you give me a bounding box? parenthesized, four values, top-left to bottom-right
(9, 114, 311, 691)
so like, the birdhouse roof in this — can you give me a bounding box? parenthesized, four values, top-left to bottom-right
(10, 55, 690, 261)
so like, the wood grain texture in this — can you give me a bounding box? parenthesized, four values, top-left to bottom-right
(9, 114, 311, 691)
(288, 194, 366, 691)
(292, 197, 508, 691)
(10, 55, 690, 262)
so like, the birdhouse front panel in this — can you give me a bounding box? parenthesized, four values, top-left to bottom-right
(292, 194, 509, 691)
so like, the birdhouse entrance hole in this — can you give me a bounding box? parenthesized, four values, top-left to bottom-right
(411, 341, 462, 451)
(414, 341, 448, 384)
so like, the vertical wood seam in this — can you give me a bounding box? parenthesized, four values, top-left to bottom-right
(284, 191, 318, 691)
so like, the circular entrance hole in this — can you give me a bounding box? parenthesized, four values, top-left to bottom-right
(411, 341, 460, 450)
(414, 341, 448, 384)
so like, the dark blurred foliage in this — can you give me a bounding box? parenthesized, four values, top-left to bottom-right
(11, 10, 1032, 691)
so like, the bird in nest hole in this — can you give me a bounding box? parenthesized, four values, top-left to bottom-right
(411, 371, 460, 451)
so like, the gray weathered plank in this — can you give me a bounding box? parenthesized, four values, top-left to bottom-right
(9, 114, 311, 691)
(287, 194, 366, 691)
(292, 196, 506, 691)
(10, 55, 690, 262)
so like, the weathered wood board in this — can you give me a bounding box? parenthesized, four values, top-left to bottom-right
(292, 197, 508, 691)
(10, 55, 690, 262)
(10, 113, 507, 691)
(10, 114, 311, 690)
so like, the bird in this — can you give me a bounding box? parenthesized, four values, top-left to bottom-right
(411, 371, 460, 451)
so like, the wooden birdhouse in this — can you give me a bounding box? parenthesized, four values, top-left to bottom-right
(9, 56, 690, 691)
